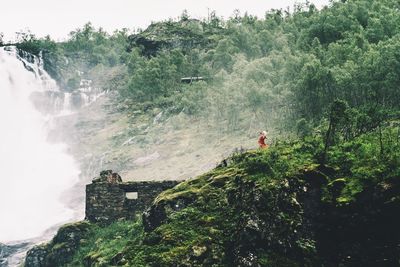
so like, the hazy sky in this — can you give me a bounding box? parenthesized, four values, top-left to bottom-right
(1, 0, 330, 41)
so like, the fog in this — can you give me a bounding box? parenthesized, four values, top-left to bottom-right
(0, 47, 79, 242)
(0, 0, 330, 41)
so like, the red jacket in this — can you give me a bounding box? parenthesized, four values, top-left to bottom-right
(258, 135, 267, 148)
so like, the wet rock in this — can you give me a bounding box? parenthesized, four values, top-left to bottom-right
(0, 243, 9, 267)
(24, 245, 49, 267)
(143, 197, 193, 232)
(1, 241, 32, 267)
(25, 221, 91, 267)
(142, 201, 168, 232)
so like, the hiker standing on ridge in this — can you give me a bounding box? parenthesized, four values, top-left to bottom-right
(258, 131, 268, 149)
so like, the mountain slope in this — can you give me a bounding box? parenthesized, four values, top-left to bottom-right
(25, 125, 400, 266)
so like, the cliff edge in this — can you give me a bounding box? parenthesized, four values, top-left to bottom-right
(25, 127, 400, 266)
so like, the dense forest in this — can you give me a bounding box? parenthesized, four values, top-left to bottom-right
(9, 0, 400, 266)
(9, 0, 400, 136)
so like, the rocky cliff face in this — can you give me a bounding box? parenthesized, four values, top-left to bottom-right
(23, 131, 400, 266)
(24, 222, 91, 267)
(1, 242, 34, 267)
(141, 163, 400, 266)
(0, 243, 12, 267)
(129, 19, 212, 57)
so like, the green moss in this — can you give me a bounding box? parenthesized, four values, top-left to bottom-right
(337, 179, 364, 204)
(70, 219, 144, 266)
(29, 124, 400, 266)
(51, 242, 67, 251)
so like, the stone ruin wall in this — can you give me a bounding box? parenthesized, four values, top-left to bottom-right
(85, 170, 180, 223)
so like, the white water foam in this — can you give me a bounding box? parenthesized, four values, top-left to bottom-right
(0, 47, 80, 242)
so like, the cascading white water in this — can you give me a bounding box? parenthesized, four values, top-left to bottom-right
(0, 47, 80, 242)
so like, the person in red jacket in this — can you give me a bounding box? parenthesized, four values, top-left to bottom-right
(258, 131, 268, 149)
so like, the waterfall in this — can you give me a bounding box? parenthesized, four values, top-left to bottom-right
(0, 47, 80, 243)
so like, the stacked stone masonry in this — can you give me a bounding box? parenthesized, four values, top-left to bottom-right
(85, 170, 179, 223)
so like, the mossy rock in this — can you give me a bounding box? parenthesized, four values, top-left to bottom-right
(25, 221, 92, 267)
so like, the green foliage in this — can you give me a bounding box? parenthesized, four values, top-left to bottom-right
(13, 2, 400, 265)
(296, 118, 312, 138)
(13, 0, 400, 134)
(70, 220, 145, 266)
(13, 3, 400, 265)
(33, 118, 399, 266)
(124, 49, 185, 101)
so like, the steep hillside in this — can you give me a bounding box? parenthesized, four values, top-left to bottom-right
(17, 0, 400, 186)
(49, 92, 263, 217)
(25, 125, 400, 266)
(52, 93, 261, 183)
(16, 0, 400, 128)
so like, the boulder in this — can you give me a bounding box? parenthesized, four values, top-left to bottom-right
(25, 221, 91, 267)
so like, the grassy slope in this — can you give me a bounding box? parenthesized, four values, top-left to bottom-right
(33, 125, 400, 266)
(52, 94, 267, 184)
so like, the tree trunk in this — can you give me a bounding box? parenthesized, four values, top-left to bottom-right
(322, 121, 333, 164)
(379, 125, 384, 156)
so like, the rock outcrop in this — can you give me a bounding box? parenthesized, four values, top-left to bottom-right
(0, 243, 10, 267)
(24, 222, 91, 267)
(128, 19, 212, 56)
(24, 134, 400, 266)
